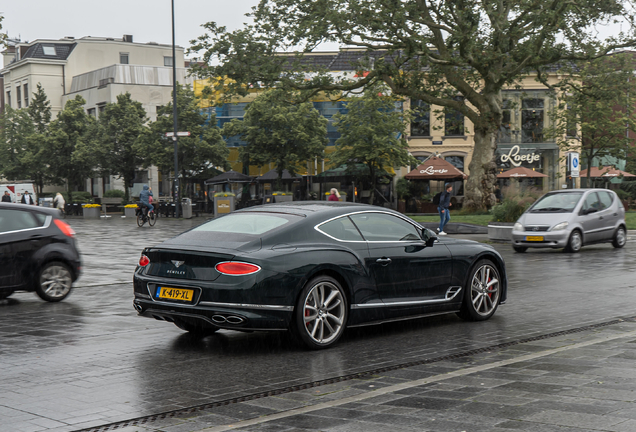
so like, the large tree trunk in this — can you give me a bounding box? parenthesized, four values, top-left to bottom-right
(463, 128, 498, 211)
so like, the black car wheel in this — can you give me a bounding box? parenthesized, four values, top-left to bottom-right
(457, 259, 501, 321)
(612, 226, 626, 249)
(513, 246, 527, 253)
(174, 320, 219, 336)
(565, 230, 582, 253)
(294, 275, 347, 349)
(36, 261, 73, 302)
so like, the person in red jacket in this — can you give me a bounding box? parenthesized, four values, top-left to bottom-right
(328, 188, 340, 201)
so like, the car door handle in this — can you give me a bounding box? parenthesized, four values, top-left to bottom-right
(376, 258, 392, 265)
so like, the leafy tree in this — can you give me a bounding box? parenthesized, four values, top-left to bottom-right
(191, 0, 636, 211)
(25, 84, 54, 194)
(140, 84, 230, 193)
(222, 89, 327, 187)
(0, 107, 35, 181)
(28, 84, 52, 134)
(548, 54, 636, 187)
(46, 96, 98, 202)
(96, 92, 148, 202)
(0, 15, 7, 47)
(331, 87, 415, 205)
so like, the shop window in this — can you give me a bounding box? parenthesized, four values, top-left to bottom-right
(445, 97, 464, 136)
(522, 98, 544, 143)
(445, 155, 464, 171)
(410, 100, 430, 136)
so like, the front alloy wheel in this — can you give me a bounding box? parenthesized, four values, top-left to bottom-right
(565, 230, 582, 253)
(294, 276, 347, 349)
(457, 260, 501, 321)
(36, 261, 73, 302)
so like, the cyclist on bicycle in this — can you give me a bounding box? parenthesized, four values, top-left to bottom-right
(139, 185, 154, 220)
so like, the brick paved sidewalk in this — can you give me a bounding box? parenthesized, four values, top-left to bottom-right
(105, 320, 636, 432)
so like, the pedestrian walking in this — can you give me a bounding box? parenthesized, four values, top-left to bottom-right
(53, 192, 66, 216)
(21, 190, 35, 205)
(328, 188, 340, 201)
(437, 183, 453, 235)
(1, 191, 11, 202)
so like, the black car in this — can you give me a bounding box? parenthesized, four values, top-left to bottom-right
(133, 202, 507, 349)
(0, 203, 81, 301)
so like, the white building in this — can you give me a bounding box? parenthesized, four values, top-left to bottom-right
(1, 35, 189, 198)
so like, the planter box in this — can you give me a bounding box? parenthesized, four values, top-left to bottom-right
(124, 207, 137, 218)
(488, 222, 513, 242)
(83, 207, 101, 218)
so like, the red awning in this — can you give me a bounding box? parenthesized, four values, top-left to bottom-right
(405, 157, 467, 180)
(578, 166, 636, 178)
(497, 166, 548, 178)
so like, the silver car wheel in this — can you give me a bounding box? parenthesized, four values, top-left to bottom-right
(302, 281, 345, 345)
(470, 264, 500, 317)
(614, 227, 626, 248)
(39, 264, 72, 300)
(567, 230, 582, 253)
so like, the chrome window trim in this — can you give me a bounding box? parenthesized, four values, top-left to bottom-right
(314, 210, 424, 243)
(0, 214, 52, 235)
(198, 301, 293, 311)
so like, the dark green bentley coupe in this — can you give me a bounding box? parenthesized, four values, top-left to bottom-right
(133, 202, 507, 349)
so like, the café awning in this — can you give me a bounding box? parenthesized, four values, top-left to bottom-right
(497, 166, 548, 178)
(578, 166, 636, 178)
(204, 170, 254, 185)
(405, 157, 467, 180)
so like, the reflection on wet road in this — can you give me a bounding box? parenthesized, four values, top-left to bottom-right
(0, 217, 635, 431)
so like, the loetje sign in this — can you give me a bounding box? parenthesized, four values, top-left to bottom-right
(500, 145, 541, 167)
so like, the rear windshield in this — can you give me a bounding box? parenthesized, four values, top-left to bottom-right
(193, 213, 299, 235)
(529, 192, 583, 213)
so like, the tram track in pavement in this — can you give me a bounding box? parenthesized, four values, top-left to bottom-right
(76, 316, 636, 432)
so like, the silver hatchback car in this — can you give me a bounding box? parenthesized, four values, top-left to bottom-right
(511, 189, 627, 253)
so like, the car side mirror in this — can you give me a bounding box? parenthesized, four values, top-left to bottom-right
(581, 207, 597, 216)
(421, 228, 437, 247)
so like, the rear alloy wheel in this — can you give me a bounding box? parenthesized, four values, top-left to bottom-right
(612, 227, 626, 249)
(36, 261, 73, 302)
(565, 230, 582, 253)
(174, 320, 218, 336)
(513, 246, 527, 253)
(294, 276, 347, 349)
(457, 260, 501, 321)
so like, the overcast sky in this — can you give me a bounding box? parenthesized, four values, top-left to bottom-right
(1, 0, 258, 54)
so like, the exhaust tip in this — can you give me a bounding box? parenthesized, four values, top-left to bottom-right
(133, 302, 143, 312)
(226, 316, 245, 324)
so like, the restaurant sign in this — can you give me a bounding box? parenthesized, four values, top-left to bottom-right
(500, 145, 541, 167)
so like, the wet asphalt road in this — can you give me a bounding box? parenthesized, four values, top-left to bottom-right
(0, 216, 635, 432)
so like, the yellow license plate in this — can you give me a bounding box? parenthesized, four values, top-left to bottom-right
(525, 236, 544, 241)
(157, 287, 194, 301)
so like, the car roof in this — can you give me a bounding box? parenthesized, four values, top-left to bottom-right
(235, 201, 401, 220)
(545, 189, 613, 194)
(0, 202, 60, 216)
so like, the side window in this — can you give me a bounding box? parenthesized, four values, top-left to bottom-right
(597, 191, 613, 210)
(350, 213, 421, 242)
(317, 217, 364, 241)
(582, 193, 600, 211)
(0, 209, 40, 233)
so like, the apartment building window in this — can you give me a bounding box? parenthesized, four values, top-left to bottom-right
(444, 97, 465, 136)
(87, 108, 96, 118)
(5, 91, 10, 108)
(410, 100, 430, 136)
(23, 83, 29, 107)
(42, 46, 56, 56)
(521, 98, 544, 143)
(16, 86, 21, 108)
(499, 99, 512, 143)
(164, 56, 173, 67)
(120, 53, 129, 64)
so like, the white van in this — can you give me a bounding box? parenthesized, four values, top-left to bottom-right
(0, 182, 37, 204)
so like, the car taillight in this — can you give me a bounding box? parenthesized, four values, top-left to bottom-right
(215, 262, 261, 275)
(54, 219, 75, 237)
(139, 255, 150, 267)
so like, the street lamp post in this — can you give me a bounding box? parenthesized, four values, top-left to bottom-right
(171, 0, 180, 218)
